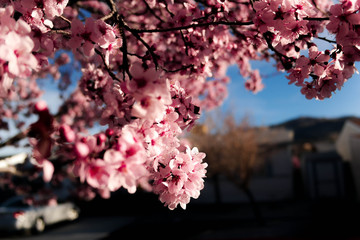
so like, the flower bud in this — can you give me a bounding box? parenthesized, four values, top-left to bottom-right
(75, 142, 89, 158)
(34, 100, 48, 113)
(105, 128, 114, 137)
(59, 125, 75, 142)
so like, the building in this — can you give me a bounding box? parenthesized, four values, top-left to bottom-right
(336, 120, 360, 200)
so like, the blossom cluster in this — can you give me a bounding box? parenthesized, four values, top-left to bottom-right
(151, 147, 207, 210)
(0, 6, 37, 96)
(253, 0, 359, 100)
(58, 88, 207, 208)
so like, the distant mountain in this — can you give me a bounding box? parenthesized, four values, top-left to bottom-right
(270, 116, 360, 143)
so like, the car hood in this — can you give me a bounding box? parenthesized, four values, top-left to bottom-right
(0, 207, 13, 214)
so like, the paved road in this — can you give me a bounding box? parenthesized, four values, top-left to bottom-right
(0, 216, 133, 240)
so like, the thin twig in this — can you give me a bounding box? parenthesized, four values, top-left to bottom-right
(119, 17, 132, 80)
(162, 1, 174, 17)
(94, 48, 121, 82)
(142, 0, 165, 22)
(311, 0, 329, 16)
(101, 0, 117, 21)
(180, 30, 190, 56)
(316, 36, 336, 43)
(51, 29, 71, 36)
(59, 15, 72, 25)
(105, 0, 117, 12)
(263, 32, 294, 70)
(127, 51, 146, 60)
(51, 15, 72, 31)
(0, 131, 27, 149)
(303, 17, 330, 21)
(161, 64, 194, 73)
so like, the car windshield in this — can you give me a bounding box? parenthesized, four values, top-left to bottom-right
(1, 197, 30, 208)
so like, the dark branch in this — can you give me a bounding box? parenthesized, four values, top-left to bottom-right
(119, 17, 132, 80)
(316, 36, 336, 43)
(263, 32, 294, 70)
(101, 0, 117, 21)
(0, 131, 27, 149)
(131, 20, 254, 33)
(142, 0, 165, 22)
(94, 48, 121, 82)
(123, 23, 159, 70)
(161, 64, 194, 73)
(304, 17, 330, 21)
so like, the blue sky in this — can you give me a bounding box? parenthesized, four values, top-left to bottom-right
(218, 27, 359, 126)
(221, 61, 360, 126)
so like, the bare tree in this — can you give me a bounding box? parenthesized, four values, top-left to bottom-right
(189, 112, 264, 224)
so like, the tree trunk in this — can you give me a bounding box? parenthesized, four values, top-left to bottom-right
(241, 185, 265, 226)
(213, 174, 222, 204)
(229, 174, 265, 226)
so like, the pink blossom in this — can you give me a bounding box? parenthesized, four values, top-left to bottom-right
(127, 63, 171, 121)
(245, 70, 264, 94)
(43, 0, 69, 19)
(68, 18, 116, 56)
(127, 62, 169, 99)
(280, 20, 308, 45)
(34, 100, 48, 112)
(84, 159, 112, 189)
(91, 19, 116, 48)
(295, 46, 330, 79)
(300, 83, 317, 100)
(287, 68, 305, 86)
(0, 6, 37, 95)
(170, 81, 201, 130)
(327, 0, 360, 39)
(75, 142, 90, 159)
(318, 78, 337, 99)
(42, 159, 54, 182)
(151, 147, 207, 210)
(71, 126, 149, 194)
(68, 18, 94, 56)
(59, 124, 75, 142)
(132, 95, 167, 121)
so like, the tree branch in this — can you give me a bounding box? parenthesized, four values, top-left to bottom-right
(142, 0, 165, 22)
(316, 36, 336, 43)
(161, 64, 194, 73)
(99, 0, 117, 22)
(263, 32, 294, 70)
(303, 17, 330, 21)
(118, 17, 132, 80)
(0, 131, 28, 149)
(123, 22, 159, 70)
(51, 29, 71, 36)
(131, 20, 254, 33)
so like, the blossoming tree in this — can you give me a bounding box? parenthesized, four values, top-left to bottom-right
(0, 0, 359, 210)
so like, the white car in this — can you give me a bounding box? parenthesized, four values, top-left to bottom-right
(0, 196, 79, 233)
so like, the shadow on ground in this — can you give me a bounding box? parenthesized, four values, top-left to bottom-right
(75, 190, 360, 240)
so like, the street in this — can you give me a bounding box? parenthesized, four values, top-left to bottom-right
(0, 216, 133, 240)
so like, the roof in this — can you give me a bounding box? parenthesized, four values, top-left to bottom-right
(255, 127, 294, 145)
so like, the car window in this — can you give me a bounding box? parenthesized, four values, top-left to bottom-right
(1, 198, 30, 208)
